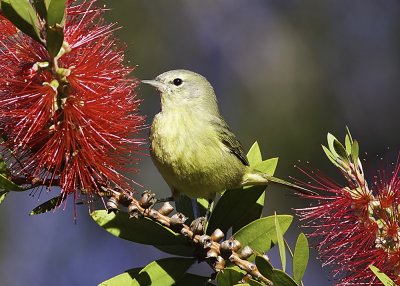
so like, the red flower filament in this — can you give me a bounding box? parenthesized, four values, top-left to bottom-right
(297, 159, 400, 285)
(0, 1, 144, 206)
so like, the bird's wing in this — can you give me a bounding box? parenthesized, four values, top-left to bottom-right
(211, 117, 250, 166)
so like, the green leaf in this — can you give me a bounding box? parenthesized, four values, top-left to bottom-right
(216, 267, 245, 286)
(2, 0, 41, 42)
(99, 267, 142, 286)
(269, 269, 298, 286)
(344, 134, 352, 156)
(32, 0, 48, 19)
(231, 189, 265, 234)
(327, 132, 348, 161)
(247, 279, 264, 286)
(351, 140, 359, 163)
(9, 0, 38, 26)
(275, 213, 286, 272)
(131, 257, 194, 286)
(0, 191, 8, 205)
(46, 26, 64, 57)
(256, 257, 298, 286)
(369, 265, 396, 286)
(321, 145, 340, 168)
(197, 197, 210, 217)
(247, 141, 262, 166)
(207, 186, 265, 235)
(333, 138, 348, 160)
(293, 233, 309, 285)
(0, 174, 24, 191)
(0, 156, 18, 192)
(345, 126, 353, 144)
(30, 194, 65, 215)
(47, 0, 66, 26)
(233, 215, 293, 254)
(174, 273, 212, 286)
(208, 156, 277, 234)
(327, 133, 336, 152)
(100, 267, 209, 286)
(0, 156, 8, 175)
(90, 210, 196, 257)
(253, 157, 278, 175)
(174, 195, 208, 223)
(255, 255, 274, 278)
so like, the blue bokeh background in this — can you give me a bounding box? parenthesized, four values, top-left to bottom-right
(1, 1, 399, 285)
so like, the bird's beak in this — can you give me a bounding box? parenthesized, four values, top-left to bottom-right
(141, 79, 167, 92)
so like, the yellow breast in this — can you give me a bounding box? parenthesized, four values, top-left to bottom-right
(150, 109, 244, 199)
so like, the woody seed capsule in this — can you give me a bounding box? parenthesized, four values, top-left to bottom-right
(158, 202, 174, 216)
(127, 203, 141, 219)
(198, 235, 213, 248)
(214, 256, 226, 271)
(230, 239, 241, 252)
(190, 217, 207, 235)
(139, 190, 157, 208)
(106, 196, 119, 213)
(206, 248, 219, 258)
(238, 246, 253, 260)
(170, 213, 188, 227)
(210, 228, 225, 242)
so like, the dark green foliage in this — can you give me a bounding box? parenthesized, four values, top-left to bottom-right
(91, 210, 196, 257)
(30, 194, 66, 215)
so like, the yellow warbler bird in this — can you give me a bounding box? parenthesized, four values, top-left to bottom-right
(143, 70, 313, 204)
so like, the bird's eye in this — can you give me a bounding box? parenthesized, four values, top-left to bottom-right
(173, 78, 183, 86)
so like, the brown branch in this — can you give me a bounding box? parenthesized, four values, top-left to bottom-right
(103, 188, 273, 285)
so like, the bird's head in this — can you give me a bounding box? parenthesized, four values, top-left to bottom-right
(142, 69, 219, 114)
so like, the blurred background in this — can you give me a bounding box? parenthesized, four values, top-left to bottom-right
(1, 0, 400, 285)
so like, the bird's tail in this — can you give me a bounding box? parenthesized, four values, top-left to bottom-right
(242, 171, 317, 196)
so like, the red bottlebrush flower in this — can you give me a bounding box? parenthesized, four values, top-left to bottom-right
(296, 133, 400, 285)
(0, 15, 17, 41)
(0, 1, 145, 208)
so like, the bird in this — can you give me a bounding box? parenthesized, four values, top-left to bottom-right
(142, 69, 313, 209)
